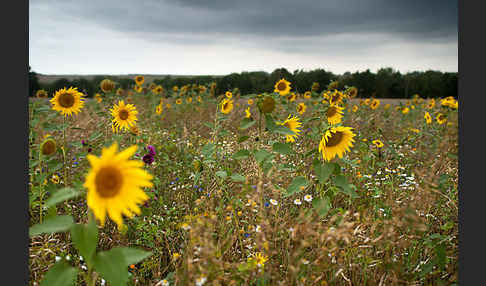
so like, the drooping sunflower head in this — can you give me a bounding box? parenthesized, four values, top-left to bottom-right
(258, 96, 276, 114)
(280, 114, 302, 143)
(304, 91, 312, 99)
(225, 91, 233, 99)
(274, 78, 291, 96)
(370, 99, 380, 110)
(436, 113, 447, 124)
(135, 75, 144, 86)
(50, 87, 85, 117)
(296, 102, 307, 115)
(319, 126, 356, 162)
(84, 143, 153, 229)
(40, 137, 57, 156)
(288, 92, 297, 102)
(100, 79, 115, 93)
(327, 80, 339, 91)
(220, 98, 234, 114)
(326, 104, 344, 125)
(36, 89, 48, 98)
(347, 87, 358, 98)
(110, 100, 138, 132)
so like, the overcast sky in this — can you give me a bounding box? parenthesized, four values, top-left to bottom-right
(29, 0, 458, 75)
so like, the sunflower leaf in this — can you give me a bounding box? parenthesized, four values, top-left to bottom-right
(312, 159, 334, 184)
(237, 135, 250, 143)
(312, 197, 331, 217)
(272, 142, 295, 155)
(70, 219, 98, 265)
(334, 175, 359, 198)
(284, 176, 308, 197)
(253, 149, 272, 164)
(116, 247, 152, 266)
(215, 170, 227, 179)
(39, 260, 78, 286)
(232, 149, 250, 160)
(29, 215, 74, 237)
(45, 188, 82, 208)
(240, 118, 256, 130)
(93, 248, 129, 286)
(230, 173, 246, 183)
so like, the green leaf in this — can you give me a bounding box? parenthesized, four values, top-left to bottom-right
(203, 122, 214, 129)
(334, 175, 359, 198)
(312, 159, 334, 184)
(237, 135, 250, 143)
(93, 248, 129, 286)
(40, 260, 78, 286)
(272, 142, 295, 155)
(215, 170, 228, 179)
(29, 215, 74, 237)
(45, 188, 82, 208)
(70, 219, 98, 264)
(201, 143, 216, 158)
(232, 149, 250, 160)
(312, 197, 331, 217)
(116, 247, 152, 266)
(240, 118, 256, 129)
(273, 125, 296, 136)
(254, 149, 272, 164)
(230, 173, 246, 183)
(284, 176, 308, 197)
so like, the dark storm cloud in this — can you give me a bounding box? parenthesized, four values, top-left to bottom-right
(31, 0, 457, 41)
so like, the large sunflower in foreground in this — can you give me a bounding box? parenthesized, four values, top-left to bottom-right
(221, 98, 234, 114)
(50, 87, 85, 117)
(279, 114, 302, 143)
(274, 79, 291, 96)
(84, 143, 153, 229)
(110, 100, 138, 132)
(326, 104, 344, 125)
(318, 126, 356, 162)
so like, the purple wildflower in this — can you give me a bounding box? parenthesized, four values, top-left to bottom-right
(147, 145, 156, 156)
(142, 154, 154, 165)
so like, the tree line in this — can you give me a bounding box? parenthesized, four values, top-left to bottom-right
(29, 66, 457, 99)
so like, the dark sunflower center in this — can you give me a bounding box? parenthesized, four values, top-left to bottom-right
(95, 166, 123, 198)
(222, 102, 229, 110)
(277, 82, 287, 91)
(119, 109, 129, 120)
(326, 107, 337, 117)
(331, 94, 340, 102)
(298, 105, 303, 112)
(326, 131, 343, 147)
(41, 140, 56, 155)
(59, 93, 75, 108)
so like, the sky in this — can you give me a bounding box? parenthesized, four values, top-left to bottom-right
(29, 0, 458, 76)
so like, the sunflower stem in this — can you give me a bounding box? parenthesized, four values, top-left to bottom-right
(38, 151, 44, 224)
(63, 116, 68, 188)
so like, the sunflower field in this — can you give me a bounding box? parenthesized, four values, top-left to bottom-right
(29, 77, 458, 285)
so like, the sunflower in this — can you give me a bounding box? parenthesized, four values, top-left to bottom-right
(311, 82, 320, 92)
(166, 103, 172, 109)
(172, 86, 179, 92)
(296, 102, 307, 115)
(248, 99, 254, 105)
(372, 139, 384, 148)
(40, 137, 57, 156)
(135, 75, 144, 86)
(245, 107, 251, 118)
(84, 143, 153, 229)
(402, 107, 410, 114)
(326, 104, 344, 125)
(110, 100, 138, 132)
(259, 96, 276, 114)
(225, 91, 233, 99)
(95, 93, 102, 103)
(197, 96, 203, 103)
(50, 87, 85, 117)
(176, 99, 182, 105)
(116, 88, 124, 96)
(384, 104, 391, 110)
(424, 111, 432, 124)
(328, 80, 339, 90)
(352, 105, 358, 113)
(329, 90, 345, 105)
(370, 99, 380, 110)
(156, 104, 163, 115)
(148, 83, 156, 90)
(134, 85, 143, 93)
(304, 91, 311, 99)
(153, 85, 163, 95)
(364, 98, 370, 106)
(288, 92, 297, 102)
(36, 89, 48, 98)
(436, 113, 447, 124)
(186, 97, 193, 103)
(318, 126, 356, 162)
(274, 78, 291, 96)
(279, 114, 302, 143)
(100, 79, 115, 93)
(348, 87, 358, 98)
(220, 98, 234, 114)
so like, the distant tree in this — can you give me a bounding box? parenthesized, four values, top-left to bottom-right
(28, 66, 40, 97)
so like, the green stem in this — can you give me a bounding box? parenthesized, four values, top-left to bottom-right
(38, 152, 44, 224)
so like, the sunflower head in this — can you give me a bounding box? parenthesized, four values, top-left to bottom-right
(427, 98, 436, 109)
(311, 82, 320, 92)
(84, 143, 153, 229)
(297, 102, 307, 115)
(110, 100, 138, 132)
(36, 89, 48, 98)
(384, 104, 391, 110)
(116, 88, 124, 96)
(279, 114, 302, 143)
(370, 99, 380, 110)
(372, 139, 384, 148)
(402, 107, 410, 114)
(197, 95, 203, 103)
(247, 99, 254, 105)
(274, 78, 291, 96)
(326, 104, 344, 125)
(288, 92, 297, 102)
(135, 76, 144, 86)
(329, 90, 345, 105)
(176, 99, 182, 105)
(245, 107, 251, 118)
(258, 96, 276, 114)
(40, 137, 57, 156)
(156, 104, 163, 115)
(100, 79, 115, 93)
(352, 105, 358, 112)
(172, 86, 179, 92)
(186, 97, 193, 103)
(436, 113, 447, 124)
(318, 126, 355, 162)
(424, 112, 432, 124)
(327, 80, 339, 91)
(304, 91, 312, 99)
(50, 87, 85, 117)
(95, 93, 102, 103)
(225, 91, 233, 99)
(364, 99, 370, 106)
(347, 87, 358, 98)
(153, 85, 164, 95)
(220, 98, 234, 114)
